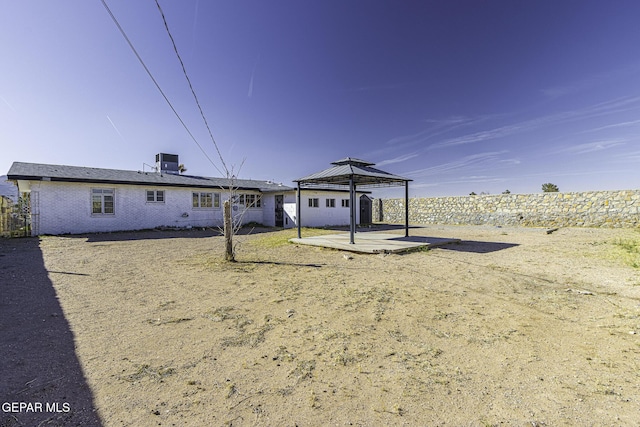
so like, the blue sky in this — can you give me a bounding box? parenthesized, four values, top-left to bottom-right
(2, 1, 639, 197)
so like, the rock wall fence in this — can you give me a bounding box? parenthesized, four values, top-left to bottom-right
(373, 190, 640, 228)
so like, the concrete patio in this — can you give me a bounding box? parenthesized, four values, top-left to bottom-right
(289, 232, 460, 254)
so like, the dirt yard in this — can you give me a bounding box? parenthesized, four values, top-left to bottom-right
(1, 225, 640, 426)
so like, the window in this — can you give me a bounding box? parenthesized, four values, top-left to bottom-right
(239, 194, 261, 208)
(146, 190, 164, 203)
(342, 199, 349, 208)
(326, 198, 335, 208)
(308, 198, 319, 208)
(193, 192, 220, 208)
(92, 188, 114, 214)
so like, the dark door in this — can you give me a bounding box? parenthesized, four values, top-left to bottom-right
(359, 195, 372, 225)
(275, 195, 284, 227)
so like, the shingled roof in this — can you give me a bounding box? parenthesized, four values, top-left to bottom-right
(7, 162, 292, 192)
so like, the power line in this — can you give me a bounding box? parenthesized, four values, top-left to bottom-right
(99, 0, 224, 177)
(154, 0, 229, 176)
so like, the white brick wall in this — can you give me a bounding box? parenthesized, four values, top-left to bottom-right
(284, 190, 362, 228)
(24, 182, 370, 235)
(30, 181, 265, 235)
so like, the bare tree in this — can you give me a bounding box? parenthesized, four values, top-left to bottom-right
(223, 200, 234, 261)
(216, 163, 260, 262)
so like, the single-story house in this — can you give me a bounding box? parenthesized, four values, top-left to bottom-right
(6, 153, 372, 236)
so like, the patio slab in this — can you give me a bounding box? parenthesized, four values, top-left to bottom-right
(289, 233, 460, 254)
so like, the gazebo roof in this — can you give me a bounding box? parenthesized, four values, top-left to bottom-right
(295, 158, 411, 188)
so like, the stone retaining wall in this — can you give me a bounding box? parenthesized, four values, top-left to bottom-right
(373, 190, 640, 228)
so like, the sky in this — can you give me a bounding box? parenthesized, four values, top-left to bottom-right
(1, 1, 639, 197)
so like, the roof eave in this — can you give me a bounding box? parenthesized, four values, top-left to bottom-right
(6, 174, 277, 191)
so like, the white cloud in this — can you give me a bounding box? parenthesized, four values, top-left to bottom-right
(429, 96, 640, 150)
(405, 151, 511, 178)
(411, 176, 506, 190)
(581, 119, 640, 134)
(385, 114, 496, 148)
(367, 114, 502, 162)
(556, 139, 626, 155)
(376, 152, 419, 167)
(106, 115, 126, 142)
(248, 54, 260, 98)
(613, 149, 640, 162)
(247, 75, 254, 98)
(1, 95, 16, 112)
(541, 63, 640, 99)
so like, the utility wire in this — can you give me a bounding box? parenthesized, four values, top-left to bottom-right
(99, 0, 224, 177)
(154, 0, 230, 177)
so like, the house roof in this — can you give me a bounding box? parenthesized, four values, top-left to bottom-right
(7, 162, 293, 192)
(294, 158, 411, 188)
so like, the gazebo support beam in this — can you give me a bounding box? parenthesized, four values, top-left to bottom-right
(405, 180, 409, 237)
(349, 176, 355, 244)
(297, 181, 301, 238)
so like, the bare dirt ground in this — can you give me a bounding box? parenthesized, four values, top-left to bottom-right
(2, 225, 640, 426)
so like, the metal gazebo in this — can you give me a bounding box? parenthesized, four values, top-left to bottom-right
(294, 158, 412, 244)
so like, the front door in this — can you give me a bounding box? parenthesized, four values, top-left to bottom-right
(275, 195, 284, 227)
(359, 195, 372, 225)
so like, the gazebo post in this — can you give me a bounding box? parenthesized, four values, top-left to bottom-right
(349, 175, 355, 244)
(297, 181, 301, 239)
(405, 180, 409, 237)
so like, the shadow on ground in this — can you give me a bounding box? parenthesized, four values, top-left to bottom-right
(438, 240, 519, 253)
(53, 226, 279, 243)
(0, 238, 102, 427)
(237, 260, 325, 268)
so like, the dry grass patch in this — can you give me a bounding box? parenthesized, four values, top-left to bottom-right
(611, 236, 640, 268)
(249, 227, 338, 248)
